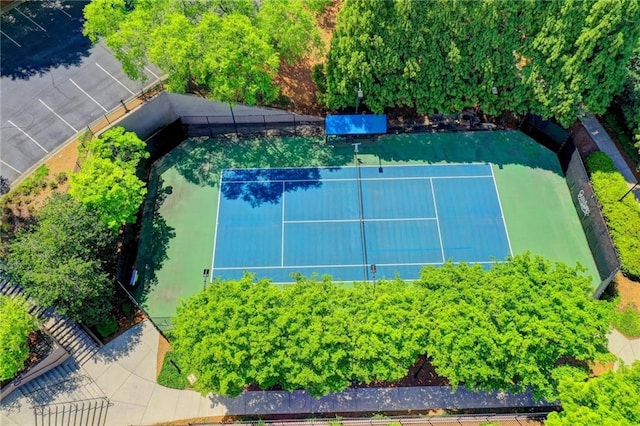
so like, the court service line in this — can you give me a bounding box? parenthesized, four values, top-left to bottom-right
(15, 8, 47, 32)
(227, 163, 489, 171)
(490, 165, 514, 256)
(223, 175, 493, 184)
(0, 159, 22, 174)
(429, 178, 446, 263)
(281, 182, 285, 267)
(210, 171, 224, 276)
(214, 260, 499, 271)
(95, 63, 136, 95)
(69, 79, 108, 112)
(144, 66, 160, 80)
(284, 217, 437, 224)
(0, 31, 21, 47)
(7, 120, 48, 153)
(38, 99, 78, 132)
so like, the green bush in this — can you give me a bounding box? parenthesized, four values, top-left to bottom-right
(613, 305, 640, 338)
(96, 317, 118, 339)
(14, 165, 49, 197)
(586, 152, 640, 280)
(157, 351, 189, 389)
(0, 296, 37, 380)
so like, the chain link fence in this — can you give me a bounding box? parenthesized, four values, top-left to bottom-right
(181, 113, 324, 139)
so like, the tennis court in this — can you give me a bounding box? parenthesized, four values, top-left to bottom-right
(213, 163, 511, 282)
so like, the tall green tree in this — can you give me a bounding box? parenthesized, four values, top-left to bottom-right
(0, 295, 36, 380)
(546, 362, 640, 426)
(417, 253, 614, 401)
(4, 194, 116, 326)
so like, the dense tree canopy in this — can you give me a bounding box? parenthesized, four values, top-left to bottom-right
(171, 254, 611, 399)
(0, 295, 36, 380)
(325, 0, 640, 126)
(3, 194, 116, 326)
(83, 0, 323, 104)
(546, 362, 640, 426)
(70, 127, 148, 231)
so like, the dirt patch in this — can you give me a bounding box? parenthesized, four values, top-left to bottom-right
(614, 272, 640, 310)
(157, 334, 172, 377)
(571, 121, 600, 159)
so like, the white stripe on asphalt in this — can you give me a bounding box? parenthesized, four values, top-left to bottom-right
(95, 63, 136, 95)
(0, 30, 21, 47)
(15, 8, 47, 32)
(7, 120, 49, 153)
(0, 159, 22, 174)
(69, 79, 108, 112)
(144, 66, 160, 80)
(38, 99, 78, 132)
(58, 7, 72, 18)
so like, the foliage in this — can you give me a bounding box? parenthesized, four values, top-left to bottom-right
(616, 45, 640, 157)
(546, 362, 640, 426)
(612, 304, 640, 338)
(96, 316, 118, 339)
(0, 295, 36, 381)
(326, 0, 640, 126)
(70, 127, 148, 231)
(157, 350, 189, 389)
(585, 152, 640, 279)
(82, 0, 322, 104)
(11, 165, 49, 198)
(416, 253, 613, 401)
(602, 113, 640, 165)
(3, 193, 116, 326)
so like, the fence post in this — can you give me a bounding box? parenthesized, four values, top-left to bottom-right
(293, 114, 297, 136)
(206, 116, 213, 139)
(263, 115, 268, 137)
(229, 104, 238, 138)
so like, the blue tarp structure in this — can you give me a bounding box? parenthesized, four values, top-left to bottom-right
(325, 114, 387, 135)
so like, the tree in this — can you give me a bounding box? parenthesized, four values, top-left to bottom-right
(417, 253, 614, 401)
(82, 0, 322, 104)
(4, 194, 116, 326)
(0, 295, 36, 380)
(70, 127, 148, 231)
(546, 362, 640, 426)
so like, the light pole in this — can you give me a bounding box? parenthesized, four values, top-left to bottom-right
(355, 82, 363, 113)
(202, 268, 210, 291)
(619, 182, 639, 202)
(370, 264, 377, 290)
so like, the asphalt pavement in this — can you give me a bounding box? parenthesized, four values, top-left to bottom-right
(0, 0, 162, 184)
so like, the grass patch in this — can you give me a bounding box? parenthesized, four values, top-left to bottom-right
(613, 304, 640, 338)
(157, 350, 189, 389)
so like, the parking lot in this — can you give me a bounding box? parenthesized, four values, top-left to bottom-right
(0, 1, 163, 184)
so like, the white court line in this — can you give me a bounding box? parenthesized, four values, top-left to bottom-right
(7, 120, 48, 153)
(57, 7, 72, 18)
(15, 8, 47, 32)
(284, 217, 437, 224)
(429, 178, 446, 263)
(0, 30, 21, 47)
(281, 182, 285, 267)
(38, 99, 78, 132)
(210, 171, 224, 276)
(490, 164, 514, 257)
(69, 79, 108, 112)
(144, 66, 160, 80)
(95, 63, 136, 95)
(0, 159, 22, 174)
(214, 260, 498, 271)
(226, 163, 489, 171)
(224, 175, 493, 184)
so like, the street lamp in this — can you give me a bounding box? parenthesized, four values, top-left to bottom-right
(202, 268, 210, 291)
(370, 264, 377, 289)
(355, 82, 363, 113)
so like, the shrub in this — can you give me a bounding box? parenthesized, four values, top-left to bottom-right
(585, 152, 640, 280)
(613, 304, 640, 338)
(157, 351, 188, 389)
(96, 317, 118, 339)
(0, 296, 37, 380)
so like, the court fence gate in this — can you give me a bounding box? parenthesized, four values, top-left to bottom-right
(520, 114, 621, 297)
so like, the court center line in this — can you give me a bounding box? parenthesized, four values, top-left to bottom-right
(210, 171, 224, 276)
(15, 8, 47, 32)
(223, 175, 493, 184)
(281, 182, 285, 267)
(284, 217, 437, 224)
(0, 159, 22, 174)
(38, 99, 78, 132)
(0, 30, 21, 47)
(144, 66, 160, 80)
(69, 79, 108, 112)
(429, 178, 447, 263)
(7, 120, 48, 153)
(490, 164, 514, 257)
(95, 63, 136, 95)
(214, 260, 499, 271)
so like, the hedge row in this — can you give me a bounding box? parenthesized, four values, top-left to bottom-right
(585, 152, 640, 280)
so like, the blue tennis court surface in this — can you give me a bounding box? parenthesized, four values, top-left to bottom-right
(212, 163, 512, 282)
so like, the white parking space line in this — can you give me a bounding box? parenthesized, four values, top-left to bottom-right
(57, 7, 72, 18)
(15, 8, 47, 32)
(0, 30, 21, 47)
(95, 63, 136, 95)
(7, 120, 49, 153)
(0, 159, 22, 174)
(144, 66, 160, 80)
(69, 79, 108, 112)
(38, 99, 78, 132)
